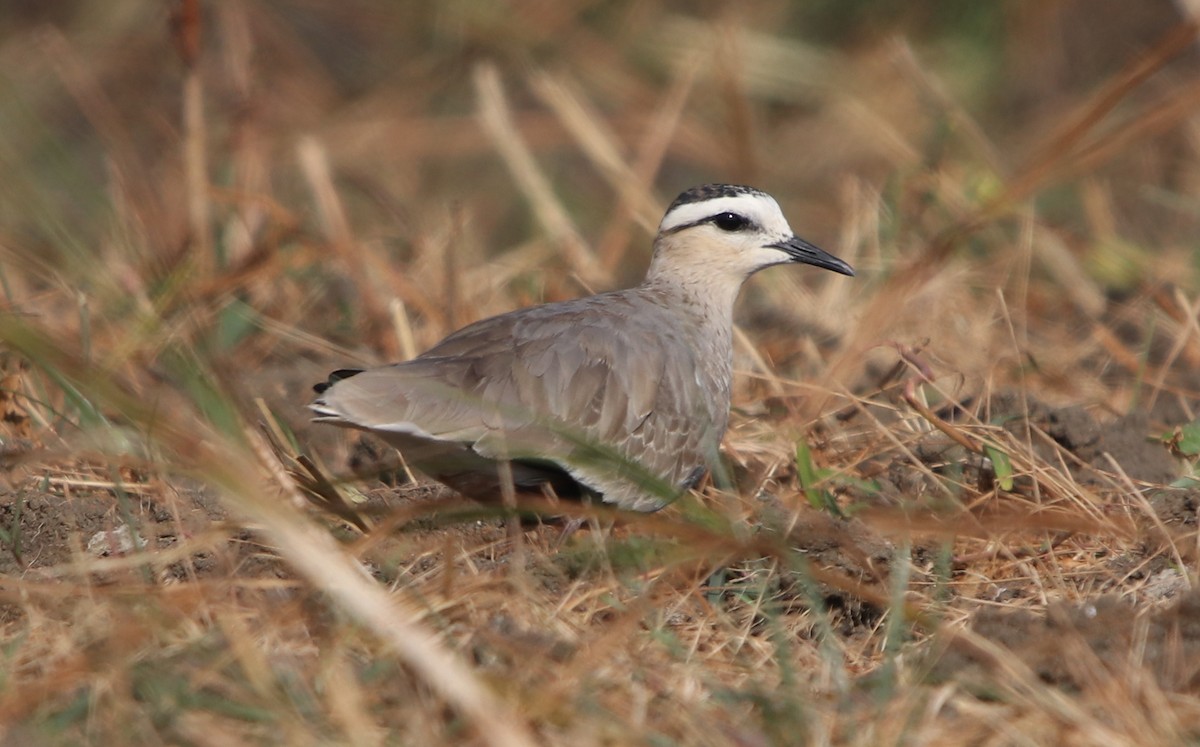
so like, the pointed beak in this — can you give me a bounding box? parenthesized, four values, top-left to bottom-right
(769, 236, 855, 276)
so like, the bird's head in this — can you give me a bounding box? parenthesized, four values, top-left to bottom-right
(649, 184, 854, 283)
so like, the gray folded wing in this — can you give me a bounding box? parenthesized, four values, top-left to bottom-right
(310, 292, 722, 510)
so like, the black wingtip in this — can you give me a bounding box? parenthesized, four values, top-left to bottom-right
(312, 368, 365, 394)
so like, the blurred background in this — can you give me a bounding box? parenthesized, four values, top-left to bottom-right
(3, 1, 1198, 372)
(3, 3, 1200, 744)
(3, 0, 1200, 502)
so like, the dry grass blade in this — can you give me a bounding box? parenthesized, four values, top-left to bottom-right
(597, 51, 700, 271)
(172, 0, 212, 270)
(298, 136, 395, 358)
(822, 20, 1200, 418)
(1015, 18, 1200, 194)
(530, 70, 661, 233)
(246, 432, 538, 747)
(473, 63, 610, 288)
(0, 311, 535, 747)
(263, 427, 371, 534)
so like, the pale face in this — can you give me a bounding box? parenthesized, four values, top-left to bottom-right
(654, 187, 854, 279)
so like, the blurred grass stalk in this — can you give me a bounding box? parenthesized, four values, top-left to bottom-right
(0, 311, 538, 747)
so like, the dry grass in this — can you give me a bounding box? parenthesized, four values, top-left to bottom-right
(1, 2, 1200, 745)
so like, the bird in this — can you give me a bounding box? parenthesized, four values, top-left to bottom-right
(310, 184, 854, 512)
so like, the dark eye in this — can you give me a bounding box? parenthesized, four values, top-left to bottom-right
(711, 212, 749, 232)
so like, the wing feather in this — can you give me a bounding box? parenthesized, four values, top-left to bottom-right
(312, 289, 727, 508)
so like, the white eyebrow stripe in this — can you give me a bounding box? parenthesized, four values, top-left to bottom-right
(658, 194, 784, 234)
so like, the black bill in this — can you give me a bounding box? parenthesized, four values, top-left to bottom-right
(770, 236, 855, 276)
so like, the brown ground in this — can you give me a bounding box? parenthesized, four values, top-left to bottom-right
(2, 358, 1197, 743)
(3, 2, 1200, 745)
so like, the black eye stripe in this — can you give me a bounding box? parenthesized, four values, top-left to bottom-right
(659, 209, 760, 235)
